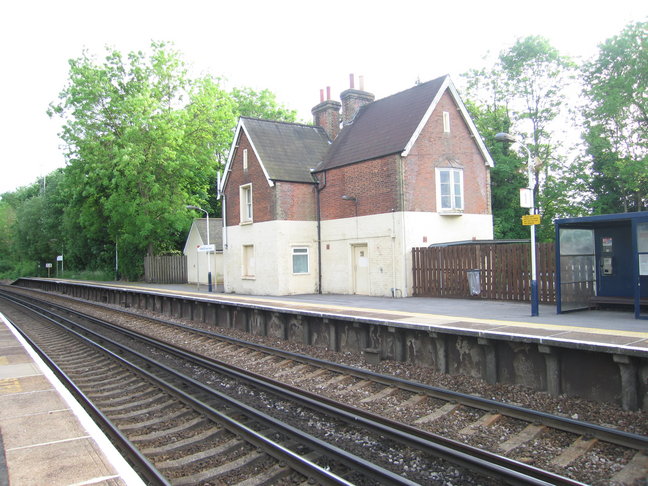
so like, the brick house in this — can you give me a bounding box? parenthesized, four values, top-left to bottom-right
(220, 75, 494, 296)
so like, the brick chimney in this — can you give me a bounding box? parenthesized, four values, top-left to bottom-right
(340, 74, 374, 125)
(311, 86, 341, 140)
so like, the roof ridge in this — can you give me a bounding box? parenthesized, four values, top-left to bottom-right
(371, 74, 448, 105)
(240, 116, 320, 130)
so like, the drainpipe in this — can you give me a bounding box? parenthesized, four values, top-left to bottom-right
(313, 170, 326, 294)
(399, 155, 408, 297)
(217, 170, 228, 292)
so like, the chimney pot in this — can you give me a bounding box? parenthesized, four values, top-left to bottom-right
(326, 86, 331, 100)
(319, 89, 324, 103)
(349, 73, 355, 89)
(359, 75, 365, 91)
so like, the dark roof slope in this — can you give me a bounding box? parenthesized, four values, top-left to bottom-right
(195, 218, 223, 250)
(242, 117, 330, 183)
(315, 76, 447, 172)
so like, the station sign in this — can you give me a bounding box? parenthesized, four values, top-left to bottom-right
(519, 188, 533, 209)
(197, 244, 215, 252)
(522, 214, 541, 226)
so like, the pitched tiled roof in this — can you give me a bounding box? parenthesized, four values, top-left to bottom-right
(315, 76, 448, 171)
(242, 117, 330, 183)
(194, 218, 223, 250)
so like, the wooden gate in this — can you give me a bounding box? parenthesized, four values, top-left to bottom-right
(412, 242, 556, 303)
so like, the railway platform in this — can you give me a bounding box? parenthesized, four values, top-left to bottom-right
(110, 281, 648, 349)
(0, 313, 145, 486)
(7, 278, 648, 412)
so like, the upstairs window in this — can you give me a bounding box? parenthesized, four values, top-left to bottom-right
(443, 111, 450, 133)
(437, 168, 463, 211)
(243, 149, 248, 172)
(240, 184, 253, 223)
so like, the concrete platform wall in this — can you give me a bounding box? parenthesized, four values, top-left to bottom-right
(13, 278, 647, 411)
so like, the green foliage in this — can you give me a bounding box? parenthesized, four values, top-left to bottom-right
(230, 87, 297, 121)
(581, 21, 648, 211)
(463, 36, 582, 241)
(0, 41, 298, 281)
(48, 42, 238, 280)
(464, 100, 528, 240)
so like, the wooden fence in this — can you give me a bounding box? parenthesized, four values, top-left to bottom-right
(144, 255, 187, 284)
(412, 242, 557, 304)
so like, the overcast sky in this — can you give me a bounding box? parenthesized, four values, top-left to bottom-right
(0, 0, 645, 194)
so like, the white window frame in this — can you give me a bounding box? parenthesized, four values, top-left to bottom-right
(436, 167, 464, 212)
(242, 244, 255, 278)
(291, 247, 310, 274)
(240, 184, 253, 223)
(443, 111, 450, 133)
(243, 148, 248, 172)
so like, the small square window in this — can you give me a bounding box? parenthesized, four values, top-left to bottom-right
(292, 247, 309, 274)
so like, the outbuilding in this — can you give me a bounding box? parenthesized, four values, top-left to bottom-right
(183, 218, 224, 290)
(555, 211, 648, 318)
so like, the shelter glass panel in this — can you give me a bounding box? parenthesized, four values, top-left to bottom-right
(637, 222, 648, 318)
(559, 228, 595, 311)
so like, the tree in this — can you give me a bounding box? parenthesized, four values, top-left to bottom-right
(49, 42, 237, 279)
(47, 42, 303, 279)
(230, 87, 297, 121)
(463, 36, 581, 240)
(0, 199, 16, 275)
(464, 101, 528, 239)
(582, 21, 648, 211)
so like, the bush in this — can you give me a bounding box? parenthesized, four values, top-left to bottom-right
(0, 260, 39, 280)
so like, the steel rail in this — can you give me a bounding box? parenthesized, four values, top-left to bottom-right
(1, 289, 589, 486)
(23, 284, 645, 453)
(0, 312, 170, 486)
(108, 297, 648, 452)
(0, 291, 417, 486)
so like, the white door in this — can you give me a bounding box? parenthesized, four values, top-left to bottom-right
(352, 244, 370, 294)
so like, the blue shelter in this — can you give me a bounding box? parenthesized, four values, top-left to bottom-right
(555, 211, 648, 319)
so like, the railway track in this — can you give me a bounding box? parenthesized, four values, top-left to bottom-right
(1, 285, 647, 485)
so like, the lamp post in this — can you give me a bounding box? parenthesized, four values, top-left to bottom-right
(495, 132, 539, 316)
(186, 205, 212, 292)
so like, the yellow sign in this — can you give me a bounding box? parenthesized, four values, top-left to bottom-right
(522, 214, 541, 226)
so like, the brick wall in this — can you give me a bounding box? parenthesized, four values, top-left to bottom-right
(225, 131, 318, 225)
(275, 182, 317, 221)
(403, 91, 491, 214)
(224, 133, 274, 226)
(318, 154, 401, 221)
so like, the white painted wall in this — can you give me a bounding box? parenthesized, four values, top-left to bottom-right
(224, 220, 318, 295)
(184, 227, 223, 285)
(320, 213, 402, 296)
(320, 211, 493, 297)
(224, 212, 493, 297)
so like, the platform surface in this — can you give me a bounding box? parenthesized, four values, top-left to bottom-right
(0, 313, 145, 486)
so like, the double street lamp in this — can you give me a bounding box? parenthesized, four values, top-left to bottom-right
(186, 205, 212, 293)
(494, 132, 539, 316)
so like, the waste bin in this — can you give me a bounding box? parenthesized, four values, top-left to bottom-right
(467, 269, 481, 296)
